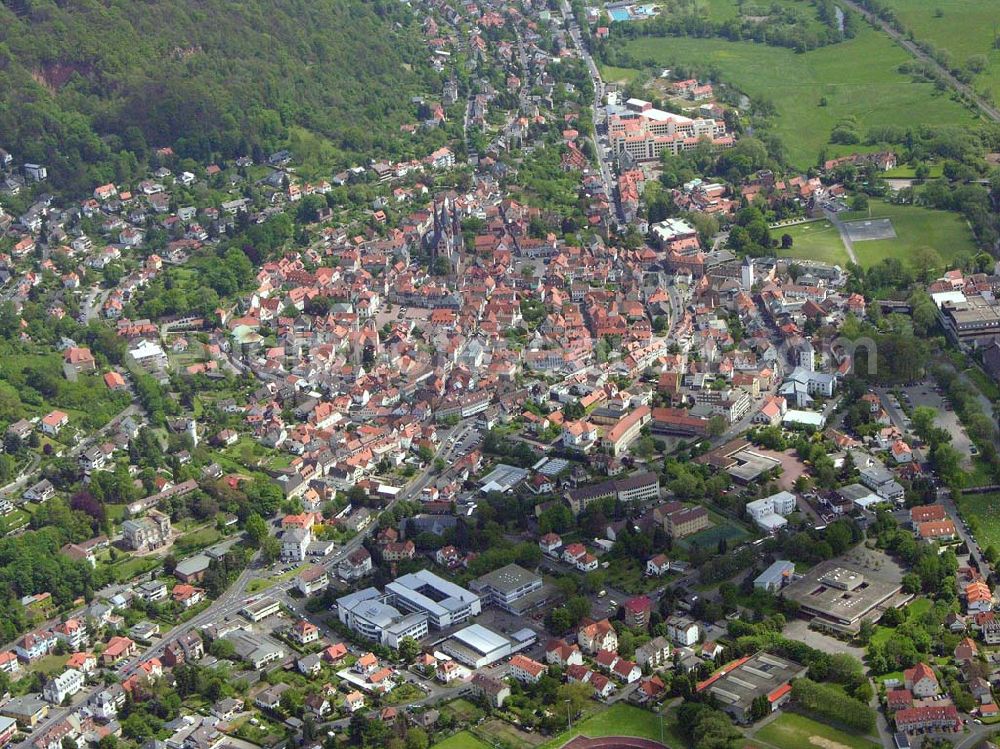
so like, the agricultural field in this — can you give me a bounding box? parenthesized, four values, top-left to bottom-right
(751, 712, 880, 749)
(881, 0, 1000, 103)
(618, 27, 979, 168)
(775, 220, 851, 266)
(842, 200, 979, 270)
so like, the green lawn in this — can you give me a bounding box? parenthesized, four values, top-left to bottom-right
(538, 704, 683, 749)
(752, 712, 880, 749)
(105, 554, 160, 583)
(956, 491, 1000, 552)
(247, 564, 308, 593)
(32, 653, 69, 676)
(883, 163, 945, 179)
(432, 732, 494, 749)
(618, 27, 979, 168)
(845, 200, 979, 270)
(441, 698, 484, 724)
(0, 508, 30, 535)
(173, 526, 222, 555)
(775, 220, 851, 266)
(601, 65, 643, 84)
(881, 0, 1000, 104)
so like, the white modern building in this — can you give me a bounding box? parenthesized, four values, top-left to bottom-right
(336, 588, 430, 649)
(385, 569, 481, 629)
(745, 491, 797, 533)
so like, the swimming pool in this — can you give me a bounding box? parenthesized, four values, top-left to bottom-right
(608, 7, 630, 21)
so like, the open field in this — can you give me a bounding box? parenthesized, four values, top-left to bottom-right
(883, 163, 944, 179)
(841, 200, 978, 269)
(601, 64, 643, 84)
(432, 732, 494, 749)
(619, 27, 979, 168)
(538, 704, 684, 749)
(881, 0, 1000, 103)
(956, 491, 1000, 552)
(775, 220, 851, 266)
(752, 712, 880, 749)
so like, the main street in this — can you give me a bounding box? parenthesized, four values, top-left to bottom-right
(558, 1, 620, 225)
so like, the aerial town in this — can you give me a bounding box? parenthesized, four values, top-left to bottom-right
(2, 1, 1000, 749)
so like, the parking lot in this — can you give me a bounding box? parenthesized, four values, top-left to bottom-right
(842, 217, 896, 242)
(898, 384, 974, 466)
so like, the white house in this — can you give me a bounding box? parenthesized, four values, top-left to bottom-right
(666, 616, 699, 647)
(282, 527, 311, 562)
(646, 554, 670, 577)
(43, 668, 85, 704)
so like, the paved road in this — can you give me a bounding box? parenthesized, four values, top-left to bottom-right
(839, 0, 1000, 124)
(823, 207, 859, 265)
(559, 1, 620, 225)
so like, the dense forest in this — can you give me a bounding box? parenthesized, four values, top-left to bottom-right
(0, 0, 439, 192)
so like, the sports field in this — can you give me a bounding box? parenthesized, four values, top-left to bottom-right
(432, 732, 493, 749)
(538, 705, 684, 749)
(841, 200, 978, 270)
(776, 220, 851, 266)
(881, 0, 1000, 104)
(619, 27, 979, 168)
(751, 712, 880, 749)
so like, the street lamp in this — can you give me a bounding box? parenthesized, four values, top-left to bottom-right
(565, 698, 573, 730)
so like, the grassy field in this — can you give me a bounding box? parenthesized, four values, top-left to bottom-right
(775, 220, 851, 266)
(105, 554, 160, 583)
(883, 163, 945, 179)
(844, 200, 978, 270)
(881, 0, 1000, 103)
(538, 704, 684, 749)
(956, 491, 1000, 551)
(753, 712, 880, 749)
(601, 64, 643, 84)
(432, 732, 494, 749)
(619, 27, 979, 168)
(0, 508, 30, 535)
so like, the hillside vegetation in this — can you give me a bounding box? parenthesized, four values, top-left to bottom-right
(0, 0, 439, 192)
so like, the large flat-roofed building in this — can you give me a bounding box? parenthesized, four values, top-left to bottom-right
(440, 624, 512, 668)
(336, 588, 430, 648)
(932, 292, 1000, 346)
(470, 564, 548, 615)
(696, 651, 807, 723)
(782, 558, 903, 634)
(385, 569, 481, 629)
(240, 597, 281, 622)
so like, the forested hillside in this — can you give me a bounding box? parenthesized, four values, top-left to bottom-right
(0, 0, 439, 191)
